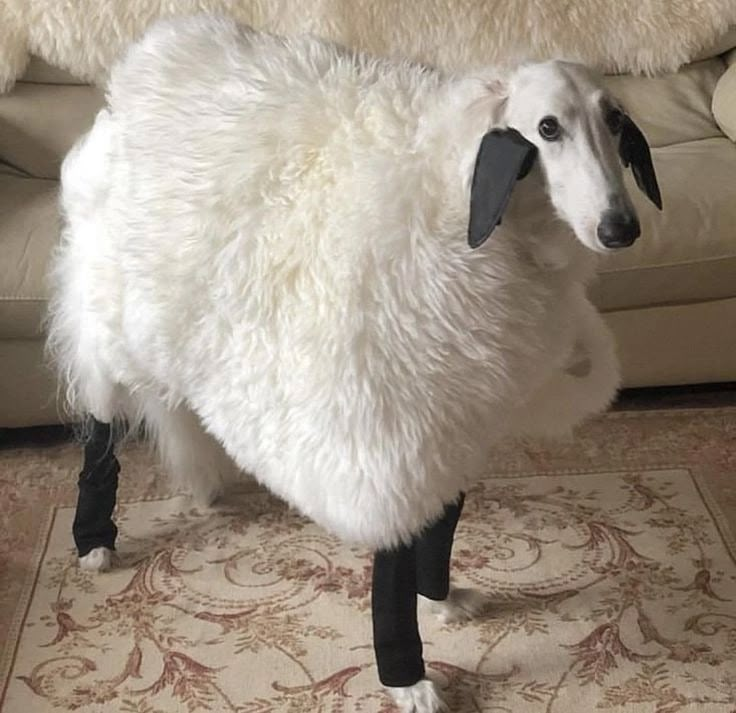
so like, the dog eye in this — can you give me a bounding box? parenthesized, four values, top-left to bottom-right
(606, 108, 625, 134)
(538, 116, 561, 141)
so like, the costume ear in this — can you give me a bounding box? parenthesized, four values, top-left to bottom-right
(619, 115, 662, 210)
(468, 129, 537, 249)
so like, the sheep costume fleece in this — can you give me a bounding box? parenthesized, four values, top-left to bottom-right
(49, 15, 619, 550)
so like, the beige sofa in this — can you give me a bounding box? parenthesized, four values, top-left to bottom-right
(2, 34, 736, 428)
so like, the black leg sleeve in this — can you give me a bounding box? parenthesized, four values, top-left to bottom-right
(372, 543, 425, 687)
(72, 418, 120, 557)
(415, 493, 465, 601)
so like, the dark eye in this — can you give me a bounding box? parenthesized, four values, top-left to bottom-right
(606, 107, 625, 134)
(538, 116, 561, 141)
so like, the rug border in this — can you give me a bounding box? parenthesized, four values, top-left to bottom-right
(689, 467, 736, 565)
(0, 506, 58, 709)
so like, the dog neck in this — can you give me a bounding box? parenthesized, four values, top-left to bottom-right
(502, 172, 600, 281)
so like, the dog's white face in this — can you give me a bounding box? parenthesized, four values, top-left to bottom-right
(504, 61, 643, 253)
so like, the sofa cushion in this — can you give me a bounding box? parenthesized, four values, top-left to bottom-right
(0, 78, 103, 179)
(713, 63, 736, 141)
(0, 171, 59, 338)
(604, 58, 725, 148)
(603, 297, 736, 387)
(0, 55, 724, 178)
(19, 56, 87, 85)
(592, 137, 736, 311)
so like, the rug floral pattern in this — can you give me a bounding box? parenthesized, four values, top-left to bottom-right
(1, 408, 735, 712)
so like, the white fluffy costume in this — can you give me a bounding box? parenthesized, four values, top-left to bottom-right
(48, 15, 624, 551)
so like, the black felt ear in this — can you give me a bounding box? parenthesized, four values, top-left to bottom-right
(468, 129, 538, 249)
(619, 115, 663, 210)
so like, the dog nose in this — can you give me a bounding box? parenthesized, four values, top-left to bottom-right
(597, 209, 640, 248)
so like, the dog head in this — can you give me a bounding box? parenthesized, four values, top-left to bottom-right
(468, 61, 662, 252)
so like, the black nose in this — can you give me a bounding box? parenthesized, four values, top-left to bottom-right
(596, 209, 641, 248)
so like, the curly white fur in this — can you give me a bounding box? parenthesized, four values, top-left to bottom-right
(47, 15, 625, 551)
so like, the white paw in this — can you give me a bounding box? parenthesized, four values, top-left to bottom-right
(78, 546, 113, 572)
(419, 587, 491, 625)
(387, 678, 448, 713)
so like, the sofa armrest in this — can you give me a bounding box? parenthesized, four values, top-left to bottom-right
(713, 63, 736, 141)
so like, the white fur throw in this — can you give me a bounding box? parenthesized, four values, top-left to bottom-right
(1, 0, 735, 92)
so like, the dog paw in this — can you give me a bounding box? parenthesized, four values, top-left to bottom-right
(387, 679, 448, 712)
(419, 587, 491, 625)
(78, 546, 113, 572)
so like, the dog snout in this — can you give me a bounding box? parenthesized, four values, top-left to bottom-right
(596, 209, 640, 249)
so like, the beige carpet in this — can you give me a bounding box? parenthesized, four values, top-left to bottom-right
(1, 408, 735, 712)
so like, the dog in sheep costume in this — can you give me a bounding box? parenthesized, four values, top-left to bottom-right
(47, 15, 662, 712)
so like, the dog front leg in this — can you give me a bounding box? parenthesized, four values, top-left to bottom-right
(372, 539, 448, 711)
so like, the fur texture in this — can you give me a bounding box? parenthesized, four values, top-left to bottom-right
(47, 15, 624, 551)
(2, 0, 736, 92)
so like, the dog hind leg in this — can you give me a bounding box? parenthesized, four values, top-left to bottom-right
(74, 417, 119, 572)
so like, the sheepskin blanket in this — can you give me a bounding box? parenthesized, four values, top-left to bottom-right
(1, 0, 735, 92)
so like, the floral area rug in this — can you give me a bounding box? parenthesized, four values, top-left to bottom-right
(1, 408, 735, 712)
